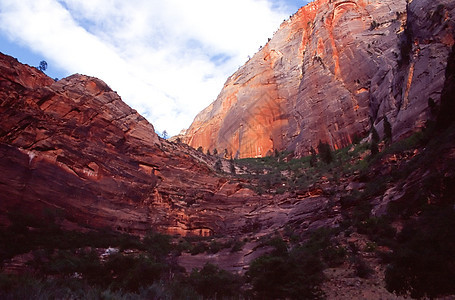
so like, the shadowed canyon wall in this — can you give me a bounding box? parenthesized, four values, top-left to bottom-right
(0, 53, 237, 236)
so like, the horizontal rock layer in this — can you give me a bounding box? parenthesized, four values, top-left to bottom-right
(0, 53, 216, 235)
(0, 53, 339, 239)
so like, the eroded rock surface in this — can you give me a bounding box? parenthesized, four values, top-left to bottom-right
(0, 53, 340, 239)
(181, 0, 455, 158)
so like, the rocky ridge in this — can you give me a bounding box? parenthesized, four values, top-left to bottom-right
(181, 0, 455, 158)
(0, 52, 339, 239)
(1, 0, 455, 296)
(1, 47, 455, 297)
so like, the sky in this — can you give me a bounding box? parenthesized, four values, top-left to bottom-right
(0, 0, 309, 136)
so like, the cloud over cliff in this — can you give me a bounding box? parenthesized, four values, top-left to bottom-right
(0, 0, 304, 135)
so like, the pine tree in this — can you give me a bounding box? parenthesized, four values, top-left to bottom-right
(371, 140, 379, 156)
(214, 159, 222, 172)
(38, 60, 47, 72)
(229, 158, 236, 174)
(371, 126, 380, 144)
(310, 147, 317, 167)
(317, 141, 333, 164)
(383, 116, 392, 144)
(371, 125, 380, 156)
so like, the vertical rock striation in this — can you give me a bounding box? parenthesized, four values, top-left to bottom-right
(181, 0, 455, 158)
(0, 53, 343, 238)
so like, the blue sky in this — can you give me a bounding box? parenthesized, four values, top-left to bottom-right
(0, 0, 309, 136)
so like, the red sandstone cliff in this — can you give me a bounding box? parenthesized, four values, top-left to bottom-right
(1, 50, 455, 292)
(0, 53, 222, 235)
(0, 53, 338, 238)
(181, 0, 455, 158)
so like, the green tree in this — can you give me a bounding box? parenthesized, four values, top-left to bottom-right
(247, 236, 325, 299)
(436, 43, 455, 129)
(371, 126, 380, 143)
(317, 141, 333, 164)
(383, 116, 392, 144)
(371, 141, 379, 156)
(428, 97, 437, 115)
(214, 159, 222, 172)
(385, 209, 455, 298)
(38, 60, 47, 72)
(371, 125, 380, 156)
(310, 146, 317, 167)
(229, 158, 236, 174)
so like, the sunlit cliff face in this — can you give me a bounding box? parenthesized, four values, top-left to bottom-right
(182, 0, 454, 158)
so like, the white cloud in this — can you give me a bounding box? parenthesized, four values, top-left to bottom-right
(0, 0, 300, 135)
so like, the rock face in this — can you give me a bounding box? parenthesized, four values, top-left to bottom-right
(0, 53, 339, 238)
(181, 0, 455, 158)
(0, 53, 215, 235)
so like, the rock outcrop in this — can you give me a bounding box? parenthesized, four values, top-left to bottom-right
(0, 53, 218, 235)
(0, 53, 339, 239)
(181, 0, 455, 158)
(1, 44, 454, 297)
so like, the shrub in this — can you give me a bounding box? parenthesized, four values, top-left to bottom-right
(357, 217, 396, 244)
(385, 208, 455, 298)
(207, 240, 223, 254)
(352, 133, 362, 144)
(189, 263, 243, 299)
(105, 253, 166, 291)
(142, 231, 172, 259)
(369, 20, 379, 30)
(230, 239, 245, 253)
(190, 242, 208, 255)
(428, 97, 437, 114)
(247, 244, 325, 299)
(248, 230, 345, 299)
(353, 257, 373, 279)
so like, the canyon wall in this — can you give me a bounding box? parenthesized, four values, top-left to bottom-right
(0, 53, 343, 239)
(181, 0, 455, 158)
(0, 53, 230, 235)
(1, 52, 339, 239)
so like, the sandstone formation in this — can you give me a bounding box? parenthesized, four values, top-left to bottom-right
(0, 53, 339, 239)
(181, 0, 455, 158)
(1, 48, 455, 298)
(0, 52, 215, 235)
